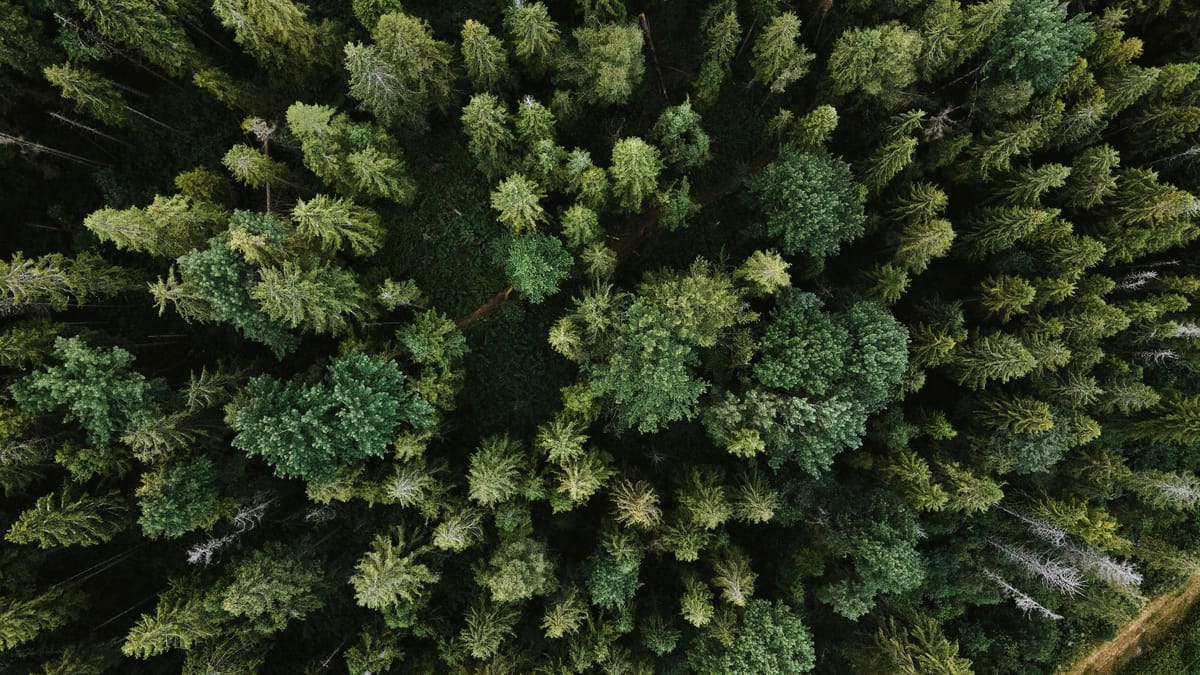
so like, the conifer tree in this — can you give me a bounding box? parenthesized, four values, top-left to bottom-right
(491, 174, 548, 233)
(351, 527, 439, 611)
(651, 100, 711, 171)
(291, 195, 383, 257)
(460, 20, 510, 92)
(744, 147, 866, 257)
(504, 1, 560, 72)
(221, 543, 324, 634)
(252, 262, 369, 335)
(345, 11, 454, 130)
(609, 137, 662, 213)
(10, 337, 149, 446)
(6, 489, 128, 548)
(43, 64, 129, 127)
(987, 0, 1092, 92)
(557, 23, 645, 105)
(750, 12, 814, 94)
(828, 23, 924, 100)
(0, 590, 84, 651)
(950, 331, 1037, 389)
(85, 196, 226, 258)
(694, 0, 740, 106)
(211, 0, 327, 71)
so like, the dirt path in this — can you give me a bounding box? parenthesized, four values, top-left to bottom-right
(1061, 574, 1200, 675)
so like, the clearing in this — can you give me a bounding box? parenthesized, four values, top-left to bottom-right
(1060, 574, 1200, 675)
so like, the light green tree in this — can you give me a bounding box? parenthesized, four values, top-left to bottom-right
(751, 13, 814, 94)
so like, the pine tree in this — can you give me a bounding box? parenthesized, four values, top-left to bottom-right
(609, 137, 662, 213)
(345, 11, 454, 130)
(745, 147, 866, 257)
(651, 100, 711, 171)
(227, 354, 433, 483)
(43, 64, 129, 127)
(75, 0, 197, 75)
(979, 394, 1054, 434)
(542, 588, 588, 639)
(557, 23, 645, 105)
(6, 488, 128, 548)
(10, 337, 149, 446)
(252, 262, 369, 335)
(828, 23, 924, 100)
(950, 331, 1037, 389)
(974, 117, 1047, 178)
(491, 173, 548, 233)
(962, 207, 1055, 258)
(868, 264, 911, 304)
(0, 590, 84, 651)
(980, 275, 1037, 321)
(468, 435, 527, 507)
(1, 252, 134, 315)
(735, 250, 791, 297)
(504, 1, 560, 72)
(351, 527, 439, 611)
(221, 543, 324, 634)
(750, 13, 814, 94)
(291, 195, 383, 256)
(1132, 394, 1200, 444)
(893, 219, 955, 274)
(505, 232, 573, 304)
(460, 20, 510, 92)
(211, 0, 327, 71)
(693, 1, 740, 106)
(609, 478, 662, 530)
(84, 196, 226, 258)
(462, 94, 516, 180)
(222, 144, 290, 191)
(986, 0, 1092, 92)
(677, 467, 731, 530)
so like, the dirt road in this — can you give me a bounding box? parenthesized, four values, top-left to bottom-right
(1061, 574, 1200, 675)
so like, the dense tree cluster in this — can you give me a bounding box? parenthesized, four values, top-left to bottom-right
(2, 0, 1200, 672)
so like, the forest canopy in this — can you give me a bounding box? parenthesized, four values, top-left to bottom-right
(3, 0, 1200, 672)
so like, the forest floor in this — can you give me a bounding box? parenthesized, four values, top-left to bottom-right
(1060, 574, 1200, 675)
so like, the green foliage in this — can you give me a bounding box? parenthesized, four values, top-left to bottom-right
(461, 20, 510, 92)
(286, 102, 416, 203)
(252, 262, 369, 335)
(751, 13, 814, 94)
(137, 457, 221, 539)
(651, 100, 711, 171)
(687, 599, 815, 674)
(504, 233, 573, 304)
(504, 1, 560, 71)
(85, 196, 226, 258)
(557, 23, 645, 105)
(43, 64, 128, 127)
(481, 536, 557, 603)
(345, 11, 454, 130)
(291, 195, 383, 257)
(6, 488, 128, 548)
(221, 542, 324, 634)
(491, 173, 548, 234)
(988, 0, 1093, 92)
(10, 337, 149, 447)
(227, 354, 433, 483)
(211, 0, 328, 71)
(12, 1, 1200, 672)
(744, 147, 866, 257)
(609, 137, 663, 213)
(350, 527, 438, 611)
(0, 590, 83, 651)
(828, 23, 924, 100)
(171, 230, 300, 357)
